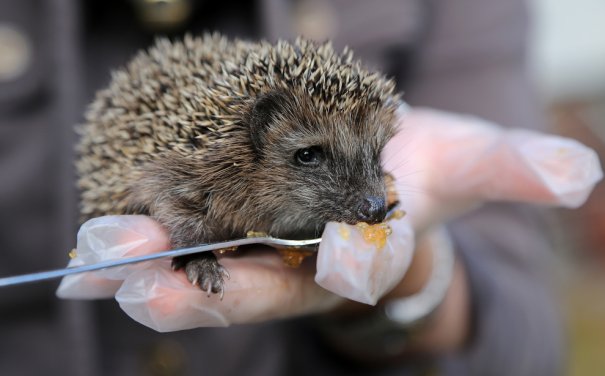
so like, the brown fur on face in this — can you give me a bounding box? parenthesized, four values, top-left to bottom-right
(77, 34, 401, 247)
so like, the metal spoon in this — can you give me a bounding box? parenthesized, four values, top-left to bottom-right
(0, 203, 401, 288)
(0, 236, 321, 288)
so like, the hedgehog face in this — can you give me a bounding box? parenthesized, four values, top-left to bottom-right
(248, 90, 398, 239)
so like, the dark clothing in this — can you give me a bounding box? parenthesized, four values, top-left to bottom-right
(0, 0, 562, 375)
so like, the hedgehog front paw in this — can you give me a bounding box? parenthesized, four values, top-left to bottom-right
(172, 253, 230, 299)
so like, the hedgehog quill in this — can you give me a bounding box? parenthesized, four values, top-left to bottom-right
(77, 34, 402, 297)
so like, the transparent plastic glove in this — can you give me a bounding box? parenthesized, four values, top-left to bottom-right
(56, 216, 171, 299)
(57, 107, 602, 331)
(382, 108, 602, 232)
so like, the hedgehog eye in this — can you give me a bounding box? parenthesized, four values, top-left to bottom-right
(295, 146, 323, 167)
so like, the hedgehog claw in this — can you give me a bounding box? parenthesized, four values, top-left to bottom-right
(205, 281, 212, 297)
(174, 253, 227, 298)
(220, 266, 230, 280)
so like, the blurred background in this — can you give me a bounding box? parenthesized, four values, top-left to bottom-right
(0, 0, 603, 375)
(530, 1, 605, 374)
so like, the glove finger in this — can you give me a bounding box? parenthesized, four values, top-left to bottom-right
(56, 258, 123, 299)
(315, 215, 415, 305)
(56, 215, 171, 299)
(116, 250, 341, 332)
(499, 129, 602, 207)
(385, 109, 602, 209)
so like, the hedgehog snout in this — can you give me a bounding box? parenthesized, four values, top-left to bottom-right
(334, 191, 387, 225)
(355, 196, 387, 224)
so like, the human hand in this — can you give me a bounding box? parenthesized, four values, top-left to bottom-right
(57, 107, 602, 332)
(317, 107, 602, 305)
(382, 107, 602, 233)
(57, 215, 344, 331)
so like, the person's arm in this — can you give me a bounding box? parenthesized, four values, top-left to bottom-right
(448, 204, 564, 375)
(407, 0, 564, 373)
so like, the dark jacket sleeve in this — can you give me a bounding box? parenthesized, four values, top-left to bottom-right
(446, 205, 564, 376)
(405, 0, 564, 374)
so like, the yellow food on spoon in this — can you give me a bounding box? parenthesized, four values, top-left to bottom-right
(246, 207, 406, 267)
(278, 248, 314, 268)
(355, 222, 392, 250)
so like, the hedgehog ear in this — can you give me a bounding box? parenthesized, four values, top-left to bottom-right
(248, 91, 290, 153)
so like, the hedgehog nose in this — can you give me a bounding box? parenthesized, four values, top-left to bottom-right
(356, 196, 387, 224)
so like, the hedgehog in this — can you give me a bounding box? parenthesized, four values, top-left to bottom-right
(77, 33, 402, 297)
